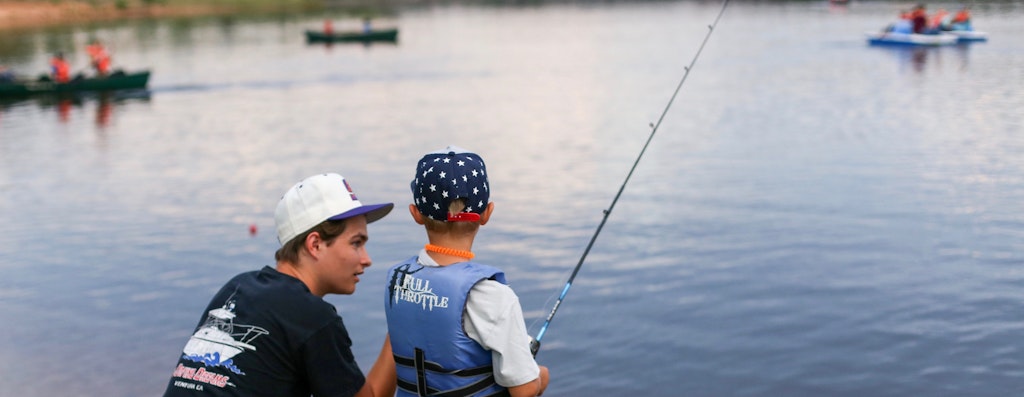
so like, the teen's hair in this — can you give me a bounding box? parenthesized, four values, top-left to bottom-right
(423, 199, 480, 235)
(274, 219, 349, 263)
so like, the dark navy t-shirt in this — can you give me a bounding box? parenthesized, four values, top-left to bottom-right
(164, 266, 366, 397)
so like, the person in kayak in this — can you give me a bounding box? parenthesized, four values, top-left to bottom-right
(913, 3, 929, 33)
(86, 39, 111, 76)
(929, 8, 949, 31)
(908, 4, 938, 34)
(950, 6, 973, 30)
(0, 65, 14, 83)
(50, 52, 70, 83)
(884, 9, 914, 34)
(163, 173, 397, 397)
(385, 146, 550, 397)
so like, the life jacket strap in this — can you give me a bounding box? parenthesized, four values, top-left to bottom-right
(415, 348, 429, 397)
(397, 376, 508, 397)
(395, 351, 508, 397)
(395, 353, 494, 377)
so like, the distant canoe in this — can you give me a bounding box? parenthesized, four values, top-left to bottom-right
(0, 70, 150, 97)
(865, 32, 958, 46)
(305, 28, 399, 43)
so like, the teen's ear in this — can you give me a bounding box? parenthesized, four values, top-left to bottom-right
(479, 202, 495, 226)
(303, 231, 323, 260)
(409, 204, 426, 225)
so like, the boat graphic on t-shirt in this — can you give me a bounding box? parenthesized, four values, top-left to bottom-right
(181, 301, 268, 374)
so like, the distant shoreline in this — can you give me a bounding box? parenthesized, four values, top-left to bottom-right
(0, 0, 381, 31)
(0, 2, 240, 31)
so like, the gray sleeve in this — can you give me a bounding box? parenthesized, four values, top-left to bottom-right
(463, 280, 541, 387)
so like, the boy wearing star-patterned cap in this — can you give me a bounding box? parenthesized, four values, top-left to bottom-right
(410, 145, 490, 223)
(384, 146, 550, 397)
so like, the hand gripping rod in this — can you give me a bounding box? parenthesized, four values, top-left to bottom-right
(530, 0, 731, 356)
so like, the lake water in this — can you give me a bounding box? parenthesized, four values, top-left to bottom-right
(1, 1, 1023, 396)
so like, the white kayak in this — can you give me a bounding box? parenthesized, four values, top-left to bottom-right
(865, 31, 959, 46)
(946, 29, 988, 42)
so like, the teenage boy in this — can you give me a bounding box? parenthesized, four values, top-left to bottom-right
(164, 173, 397, 397)
(385, 146, 550, 397)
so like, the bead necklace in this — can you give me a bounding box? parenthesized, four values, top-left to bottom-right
(424, 244, 475, 260)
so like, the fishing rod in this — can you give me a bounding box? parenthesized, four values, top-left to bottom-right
(530, 0, 731, 357)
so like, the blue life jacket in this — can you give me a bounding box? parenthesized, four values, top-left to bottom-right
(385, 257, 509, 397)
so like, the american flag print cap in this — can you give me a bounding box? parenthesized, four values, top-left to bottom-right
(411, 146, 489, 222)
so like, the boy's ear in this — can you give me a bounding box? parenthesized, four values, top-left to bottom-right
(409, 204, 426, 225)
(479, 202, 495, 226)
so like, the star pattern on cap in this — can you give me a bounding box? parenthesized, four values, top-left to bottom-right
(411, 150, 490, 221)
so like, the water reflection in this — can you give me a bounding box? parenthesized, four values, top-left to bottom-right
(0, 89, 150, 128)
(870, 43, 979, 74)
(306, 39, 399, 53)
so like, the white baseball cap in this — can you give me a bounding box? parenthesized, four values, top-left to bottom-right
(274, 173, 393, 245)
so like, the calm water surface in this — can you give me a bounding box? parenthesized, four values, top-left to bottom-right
(1, 1, 1023, 396)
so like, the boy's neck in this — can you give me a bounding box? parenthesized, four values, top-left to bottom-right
(425, 232, 476, 266)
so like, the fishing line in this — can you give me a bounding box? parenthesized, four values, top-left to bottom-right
(530, 0, 731, 356)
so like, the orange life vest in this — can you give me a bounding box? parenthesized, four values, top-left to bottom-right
(87, 43, 111, 75)
(50, 57, 70, 83)
(953, 10, 970, 23)
(930, 10, 948, 27)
